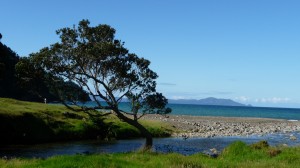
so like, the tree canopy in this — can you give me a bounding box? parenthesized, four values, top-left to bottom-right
(0, 34, 89, 102)
(0, 38, 20, 97)
(30, 20, 171, 148)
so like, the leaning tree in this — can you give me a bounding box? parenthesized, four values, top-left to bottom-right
(31, 20, 171, 148)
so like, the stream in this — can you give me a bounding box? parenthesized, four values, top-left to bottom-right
(1, 132, 300, 158)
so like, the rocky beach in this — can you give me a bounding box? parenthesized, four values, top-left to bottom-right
(142, 115, 300, 138)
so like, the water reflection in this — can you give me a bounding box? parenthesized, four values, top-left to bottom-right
(1, 132, 300, 158)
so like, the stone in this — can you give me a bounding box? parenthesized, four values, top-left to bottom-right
(210, 148, 218, 154)
(290, 136, 297, 141)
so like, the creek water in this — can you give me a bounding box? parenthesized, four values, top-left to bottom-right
(1, 132, 300, 158)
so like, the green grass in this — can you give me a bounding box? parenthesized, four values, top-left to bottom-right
(0, 98, 173, 144)
(105, 115, 174, 139)
(1, 141, 300, 168)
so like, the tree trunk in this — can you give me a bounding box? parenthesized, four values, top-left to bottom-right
(114, 110, 153, 149)
(130, 119, 153, 149)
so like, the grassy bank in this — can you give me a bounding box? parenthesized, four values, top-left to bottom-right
(1, 141, 300, 167)
(0, 98, 173, 144)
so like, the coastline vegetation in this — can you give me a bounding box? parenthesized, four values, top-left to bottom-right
(1, 141, 300, 168)
(24, 20, 171, 148)
(0, 98, 173, 144)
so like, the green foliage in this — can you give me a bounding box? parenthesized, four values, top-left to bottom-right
(0, 41, 19, 97)
(31, 19, 170, 115)
(15, 57, 90, 102)
(30, 19, 171, 148)
(0, 36, 89, 102)
(15, 57, 58, 102)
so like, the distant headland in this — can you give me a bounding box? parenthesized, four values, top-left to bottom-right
(168, 97, 250, 107)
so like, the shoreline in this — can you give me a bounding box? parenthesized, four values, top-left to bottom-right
(142, 114, 300, 138)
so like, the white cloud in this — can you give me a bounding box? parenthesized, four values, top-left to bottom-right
(234, 96, 251, 102)
(236, 96, 291, 104)
(256, 97, 291, 104)
(171, 96, 186, 100)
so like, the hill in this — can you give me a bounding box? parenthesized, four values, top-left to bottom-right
(0, 35, 90, 102)
(168, 97, 247, 106)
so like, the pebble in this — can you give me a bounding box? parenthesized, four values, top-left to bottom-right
(290, 136, 297, 140)
(142, 115, 300, 138)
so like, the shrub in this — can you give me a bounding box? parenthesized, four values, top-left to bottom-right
(250, 140, 269, 149)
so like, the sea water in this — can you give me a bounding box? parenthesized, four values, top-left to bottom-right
(83, 101, 300, 120)
(166, 104, 300, 120)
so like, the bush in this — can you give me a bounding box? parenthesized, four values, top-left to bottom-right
(250, 140, 269, 149)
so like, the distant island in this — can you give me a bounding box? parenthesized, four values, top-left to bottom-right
(168, 97, 249, 106)
(96, 97, 250, 107)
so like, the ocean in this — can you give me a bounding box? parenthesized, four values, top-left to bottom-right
(84, 101, 300, 120)
(166, 104, 300, 120)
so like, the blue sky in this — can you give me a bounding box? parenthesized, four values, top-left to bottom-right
(1, 0, 300, 108)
